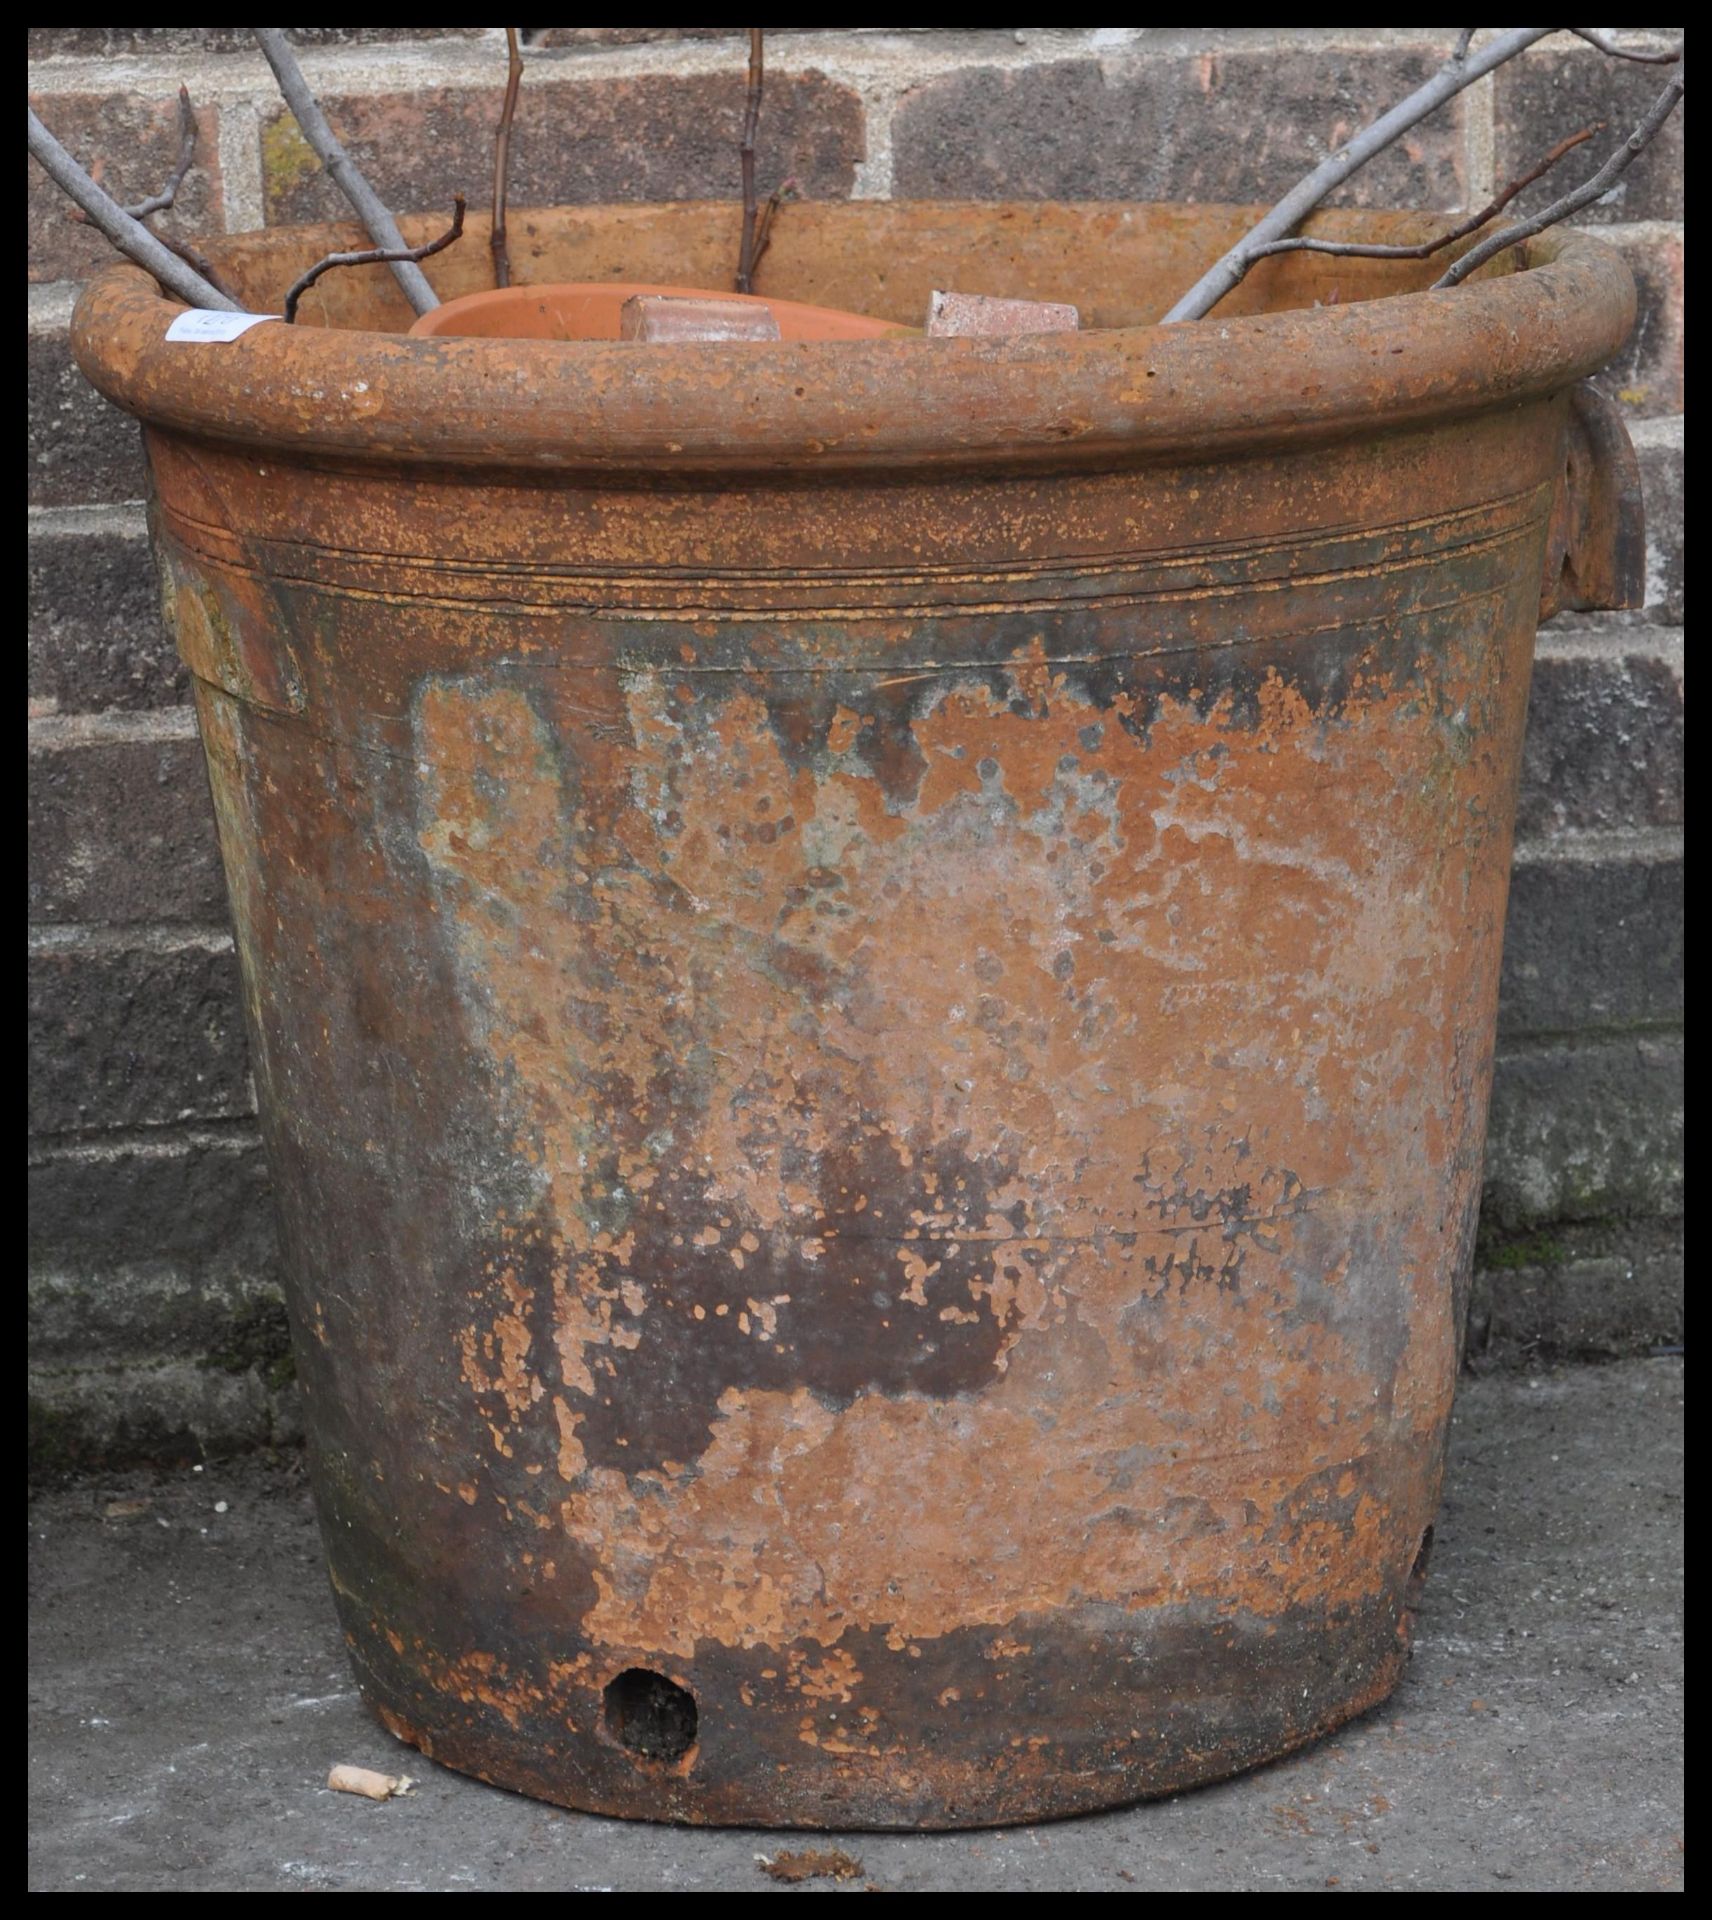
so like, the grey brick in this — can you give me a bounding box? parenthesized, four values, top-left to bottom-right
(893, 47, 1467, 208)
(28, 1263, 288, 1372)
(1543, 416, 1681, 625)
(1540, 418, 1683, 628)
(529, 28, 752, 49)
(1467, 1218, 1683, 1366)
(1494, 45, 1684, 227)
(1480, 1031, 1683, 1233)
(28, 936, 254, 1135)
(29, 1363, 301, 1480)
(29, 1128, 277, 1274)
(1498, 839, 1683, 1036)
(1636, 431, 1684, 623)
(1517, 636, 1682, 838)
(28, 327, 146, 508)
(260, 71, 863, 225)
(28, 91, 225, 285)
(28, 517, 185, 711)
(28, 28, 482, 56)
(29, 719, 226, 925)
(1593, 227, 1684, 418)
(28, 1128, 289, 1472)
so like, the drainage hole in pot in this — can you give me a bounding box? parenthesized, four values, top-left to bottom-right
(603, 1667, 697, 1762)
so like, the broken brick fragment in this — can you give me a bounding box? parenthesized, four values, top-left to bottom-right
(620, 293, 782, 343)
(924, 289, 1081, 337)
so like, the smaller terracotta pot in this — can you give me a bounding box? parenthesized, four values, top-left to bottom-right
(409, 280, 911, 343)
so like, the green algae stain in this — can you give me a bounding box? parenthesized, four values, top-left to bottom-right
(261, 113, 320, 213)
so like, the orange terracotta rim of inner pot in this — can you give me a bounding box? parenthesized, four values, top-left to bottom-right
(71, 205, 1635, 477)
(409, 281, 914, 342)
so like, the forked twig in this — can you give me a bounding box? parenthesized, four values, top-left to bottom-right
(1247, 125, 1602, 264)
(283, 194, 466, 323)
(254, 28, 439, 315)
(491, 27, 524, 289)
(1434, 66, 1686, 287)
(27, 105, 238, 309)
(63, 84, 240, 302)
(735, 28, 765, 294)
(114, 83, 198, 219)
(750, 174, 799, 279)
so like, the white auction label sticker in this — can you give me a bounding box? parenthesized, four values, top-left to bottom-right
(164, 310, 280, 343)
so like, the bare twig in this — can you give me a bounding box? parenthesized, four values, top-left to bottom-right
(154, 230, 240, 302)
(1565, 29, 1682, 65)
(1247, 125, 1602, 264)
(28, 105, 238, 309)
(283, 195, 466, 323)
(1433, 66, 1686, 288)
(64, 86, 239, 301)
(735, 29, 765, 294)
(1161, 27, 1559, 322)
(749, 174, 799, 279)
(122, 83, 199, 218)
(1164, 27, 1686, 323)
(491, 27, 524, 289)
(254, 28, 439, 315)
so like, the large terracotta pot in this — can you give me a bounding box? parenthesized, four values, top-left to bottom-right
(72, 201, 1642, 1829)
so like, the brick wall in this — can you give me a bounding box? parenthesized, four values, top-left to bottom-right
(27, 28, 1684, 1469)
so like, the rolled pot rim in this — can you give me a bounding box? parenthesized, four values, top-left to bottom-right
(70, 204, 1635, 476)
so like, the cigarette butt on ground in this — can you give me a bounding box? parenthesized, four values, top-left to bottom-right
(327, 1763, 414, 1800)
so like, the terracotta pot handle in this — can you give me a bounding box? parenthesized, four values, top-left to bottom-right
(1538, 381, 1647, 621)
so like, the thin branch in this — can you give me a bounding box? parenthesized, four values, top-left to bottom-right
(1452, 29, 1478, 62)
(154, 229, 240, 302)
(68, 85, 197, 222)
(28, 105, 238, 309)
(735, 28, 764, 294)
(1247, 125, 1602, 264)
(1566, 28, 1681, 64)
(749, 174, 799, 279)
(491, 27, 524, 289)
(64, 85, 239, 300)
(1160, 27, 1559, 322)
(122, 83, 198, 218)
(1433, 66, 1686, 288)
(283, 195, 466, 323)
(253, 28, 438, 316)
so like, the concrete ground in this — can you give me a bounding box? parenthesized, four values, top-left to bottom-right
(29, 1359, 1683, 1893)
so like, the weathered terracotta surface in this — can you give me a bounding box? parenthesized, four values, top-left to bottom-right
(72, 203, 1640, 1828)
